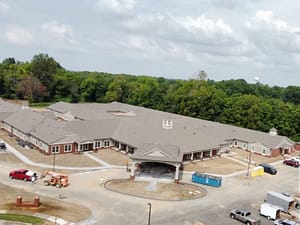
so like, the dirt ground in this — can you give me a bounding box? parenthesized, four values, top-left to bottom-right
(92, 149, 131, 166)
(0, 183, 91, 225)
(183, 156, 247, 174)
(105, 179, 207, 201)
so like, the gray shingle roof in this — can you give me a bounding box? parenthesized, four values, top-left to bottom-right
(64, 119, 120, 140)
(131, 143, 182, 163)
(45, 101, 295, 153)
(0, 99, 21, 112)
(3, 109, 46, 133)
(29, 118, 76, 144)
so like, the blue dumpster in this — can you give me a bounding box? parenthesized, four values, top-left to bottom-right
(192, 172, 222, 187)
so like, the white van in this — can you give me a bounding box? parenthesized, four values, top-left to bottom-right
(260, 203, 282, 220)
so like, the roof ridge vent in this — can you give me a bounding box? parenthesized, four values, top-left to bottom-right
(162, 119, 173, 129)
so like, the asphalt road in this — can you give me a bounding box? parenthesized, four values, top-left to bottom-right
(0, 160, 299, 225)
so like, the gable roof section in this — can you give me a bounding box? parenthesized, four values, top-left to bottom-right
(3, 109, 46, 133)
(0, 99, 21, 112)
(29, 118, 78, 145)
(131, 143, 182, 163)
(64, 119, 120, 140)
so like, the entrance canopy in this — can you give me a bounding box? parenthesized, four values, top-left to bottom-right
(131, 143, 183, 164)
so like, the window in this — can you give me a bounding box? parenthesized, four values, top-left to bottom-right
(51, 145, 60, 153)
(234, 141, 237, 146)
(64, 144, 72, 152)
(262, 149, 266, 154)
(104, 140, 110, 147)
(184, 153, 192, 160)
(95, 141, 101, 148)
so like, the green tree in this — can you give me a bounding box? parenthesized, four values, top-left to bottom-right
(105, 76, 130, 102)
(282, 86, 300, 105)
(30, 53, 61, 99)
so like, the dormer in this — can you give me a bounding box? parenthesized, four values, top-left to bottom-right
(162, 119, 173, 129)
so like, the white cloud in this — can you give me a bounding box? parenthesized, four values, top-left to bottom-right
(96, 0, 136, 13)
(41, 21, 75, 43)
(175, 16, 233, 36)
(210, 0, 240, 9)
(123, 13, 237, 47)
(245, 10, 300, 54)
(0, 1, 9, 11)
(4, 26, 32, 46)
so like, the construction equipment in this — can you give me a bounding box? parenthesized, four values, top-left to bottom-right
(40, 171, 69, 188)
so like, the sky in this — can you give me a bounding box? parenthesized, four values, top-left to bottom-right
(1, 0, 300, 87)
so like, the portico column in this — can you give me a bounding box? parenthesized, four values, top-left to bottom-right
(174, 164, 180, 183)
(210, 150, 213, 158)
(130, 161, 135, 180)
(190, 153, 194, 161)
(200, 152, 203, 160)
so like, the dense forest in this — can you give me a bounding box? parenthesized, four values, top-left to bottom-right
(0, 53, 299, 141)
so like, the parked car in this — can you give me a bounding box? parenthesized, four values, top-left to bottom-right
(9, 169, 37, 182)
(229, 209, 261, 225)
(273, 219, 300, 225)
(258, 163, 277, 175)
(0, 141, 6, 150)
(283, 159, 299, 167)
(291, 156, 300, 163)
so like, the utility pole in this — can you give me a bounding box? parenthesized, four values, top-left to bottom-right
(52, 151, 56, 171)
(246, 151, 253, 177)
(147, 203, 152, 225)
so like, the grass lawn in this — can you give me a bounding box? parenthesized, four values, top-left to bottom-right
(0, 213, 44, 224)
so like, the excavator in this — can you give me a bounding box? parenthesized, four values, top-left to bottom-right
(40, 171, 69, 188)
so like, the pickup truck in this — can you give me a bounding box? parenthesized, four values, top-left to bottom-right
(229, 209, 261, 225)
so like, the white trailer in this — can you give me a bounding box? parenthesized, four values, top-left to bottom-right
(260, 203, 282, 220)
(266, 191, 296, 212)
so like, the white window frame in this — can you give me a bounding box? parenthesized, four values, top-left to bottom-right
(95, 141, 101, 148)
(52, 145, 60, 153)
(64, 144, 72, 152)
(104, 140, 110, 147)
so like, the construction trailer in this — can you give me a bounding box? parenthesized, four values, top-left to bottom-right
(266, 191, 296, 213)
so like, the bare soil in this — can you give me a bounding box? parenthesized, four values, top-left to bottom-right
(183, 157, 247, 174)
(92, 148, 131, 166)
(105, 179, 207, 201)
(0, 183, 91, 225)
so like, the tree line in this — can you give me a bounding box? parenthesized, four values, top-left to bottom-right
(0, 54, 299, 141)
